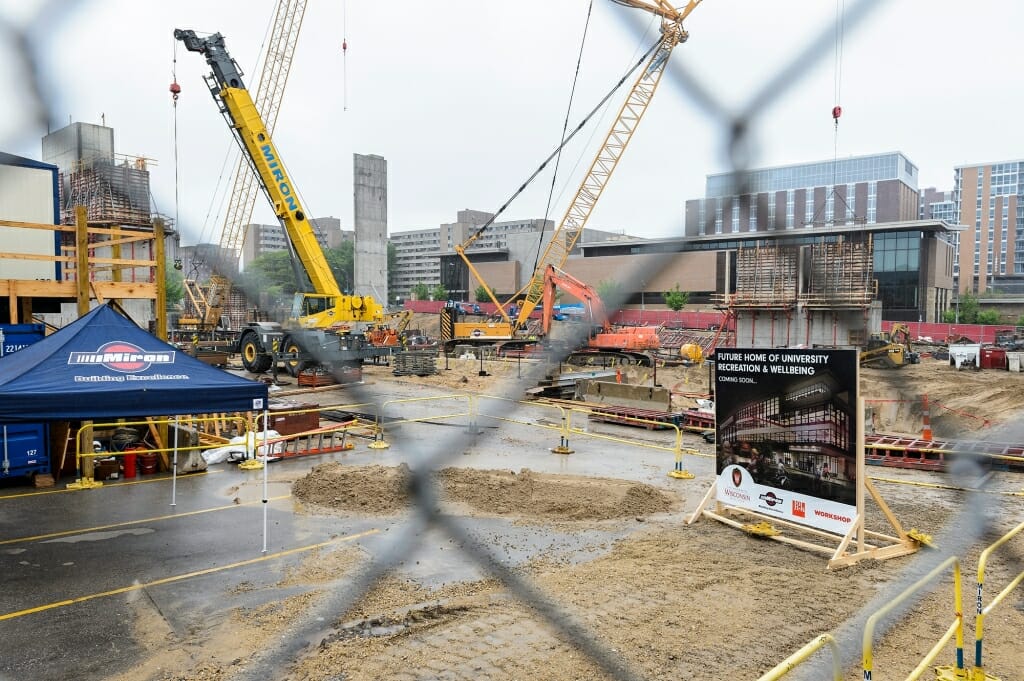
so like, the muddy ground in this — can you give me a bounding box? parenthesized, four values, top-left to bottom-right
(142, 323, 1024, 681)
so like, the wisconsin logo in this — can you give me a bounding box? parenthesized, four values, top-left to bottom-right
(68, 341, 175, 373)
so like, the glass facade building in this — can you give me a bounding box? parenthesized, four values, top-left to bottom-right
(705, 152, 918, 199)
(687, 152, 920, 237)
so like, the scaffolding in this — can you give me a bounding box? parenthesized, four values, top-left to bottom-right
(801, 237, 875, 308)
(729, 245, 799, 309)
(59, 155, 154, 227)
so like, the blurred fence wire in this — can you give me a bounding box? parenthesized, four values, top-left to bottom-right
(3, 0, 1024, 679)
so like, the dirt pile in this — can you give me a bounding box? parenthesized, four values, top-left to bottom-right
(292, 463, 678, 521)
(293, 462, 413, 514)
(437, 467, 677, 521)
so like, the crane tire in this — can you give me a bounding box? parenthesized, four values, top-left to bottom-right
(240, 331, 272, 374)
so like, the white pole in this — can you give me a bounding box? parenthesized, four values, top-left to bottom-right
(170, 415, 179, 507)
(262, 407, 269, 554)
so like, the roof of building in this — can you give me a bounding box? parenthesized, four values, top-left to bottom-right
(0, 151, 58, 171)
(576, 219, 960, 256)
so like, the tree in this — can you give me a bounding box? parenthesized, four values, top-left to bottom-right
(596, 279, 623, 308)
(1016, 314, 1024, 327)
(474, 285, 491, 303)
(662, 284, 689, 312)
(956, 292, 980, 323)
(411, 282, 429, 301)
(431, 283, 448, 302)
(325, 241, 354, 293)
(976, 309, 1001, 325)
(244, 249, 303, 297)
(164, 267, 185, 307)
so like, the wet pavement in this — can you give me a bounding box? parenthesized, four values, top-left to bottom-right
(0, 378, 713, 681)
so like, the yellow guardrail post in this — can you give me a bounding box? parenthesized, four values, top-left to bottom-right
(552, 407, 573, 454)
(667, 424, 694, 479)
(972, 519, 1024, 681)
(862, 556, 965, 681)
(756, 633, 841, 681)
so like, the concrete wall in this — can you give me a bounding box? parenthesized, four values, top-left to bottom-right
(563, 251, 718, 299)
(353, 154, 388, 304)
(0, 162, 58, 280)
(734, 303, 881, 349)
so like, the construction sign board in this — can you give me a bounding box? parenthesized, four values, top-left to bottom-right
(714, 348, 859, 535)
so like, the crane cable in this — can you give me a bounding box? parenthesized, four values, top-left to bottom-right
(532, 0, 594, 280)
(342, 0, 349, 111)
(831, 0, 845, 188)
(170, 39, 189, 276)
(460, 37, 661, 251)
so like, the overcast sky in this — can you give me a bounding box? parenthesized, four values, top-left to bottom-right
(1, 0, 1022, 247)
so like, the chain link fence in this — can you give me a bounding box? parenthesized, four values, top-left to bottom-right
(3, 1, 1024, 679)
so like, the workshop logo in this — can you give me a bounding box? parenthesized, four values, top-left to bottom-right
(68, 341, 175, 373)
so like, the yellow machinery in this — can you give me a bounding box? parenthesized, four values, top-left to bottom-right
(445, 0, 701, 349)
(176, 29, 387, 374)
(679, 343, 704, 364)
(177, 274, 232, 332)
(860, 323, 921, 369)
(366, 309, 414, 347)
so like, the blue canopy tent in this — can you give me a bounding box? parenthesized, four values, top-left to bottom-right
(0, 304, 267, 421)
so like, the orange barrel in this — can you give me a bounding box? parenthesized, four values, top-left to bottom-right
(138, 452, 159, 475)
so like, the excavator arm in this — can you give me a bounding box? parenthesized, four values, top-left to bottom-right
(540, 265, 609, 336)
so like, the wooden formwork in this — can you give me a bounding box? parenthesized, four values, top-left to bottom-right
(0, 206, 166, 334)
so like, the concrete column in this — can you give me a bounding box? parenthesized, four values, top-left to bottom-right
(353, 154, 388, 306)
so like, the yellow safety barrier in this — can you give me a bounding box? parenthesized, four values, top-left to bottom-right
(69, 414, 250, 489)
(862, 556, 965, 680)
(564, 407, 699, 479)
(756, 633, 841, 681)
(373, 394, 473, 449)
(475, 395, 572, 454)
(971, 519, 1024, 681)
(68, 405, 377, 488)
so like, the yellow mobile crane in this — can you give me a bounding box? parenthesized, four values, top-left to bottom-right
(444, 0, 700, 349)
(175, 29, 387, 374)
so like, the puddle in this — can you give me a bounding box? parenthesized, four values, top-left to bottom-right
(42, 528, 155, 543)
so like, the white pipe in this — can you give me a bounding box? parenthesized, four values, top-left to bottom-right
(170, 416, 179, 507)
(262, 408, 269, 554)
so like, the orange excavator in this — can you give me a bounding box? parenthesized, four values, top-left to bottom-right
(539, 265, 660, 366)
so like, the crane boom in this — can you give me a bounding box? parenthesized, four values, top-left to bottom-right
(515, 0, 700, 329)
(219, 0, 307, 260)
(176, 29, 347, 304)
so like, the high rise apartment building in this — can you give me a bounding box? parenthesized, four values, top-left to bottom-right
(952, 161, 1024, 294)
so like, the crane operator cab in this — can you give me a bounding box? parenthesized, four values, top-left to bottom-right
(293, 293, 336, 328)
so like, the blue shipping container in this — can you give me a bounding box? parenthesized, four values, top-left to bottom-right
(0, 323, 48, 478)
(1, 423, 48, 478)
(0, 323, 45, 357)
